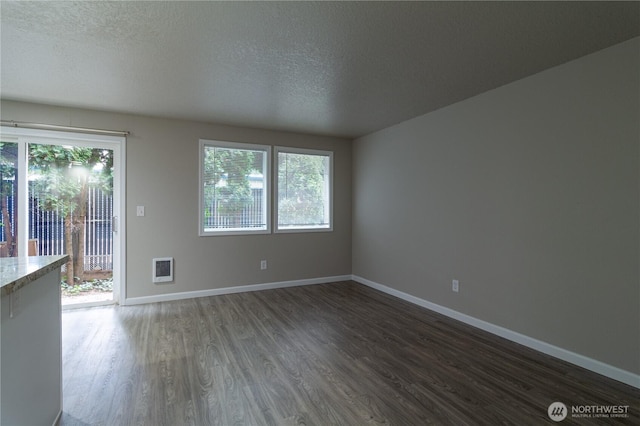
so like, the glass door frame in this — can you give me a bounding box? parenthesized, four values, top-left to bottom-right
(0, 126, 126, 304)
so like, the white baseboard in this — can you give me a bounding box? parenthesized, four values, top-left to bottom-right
(52, 409, 62, 426)
(352, 275, 640, 389)
(123, 275, 352, 306)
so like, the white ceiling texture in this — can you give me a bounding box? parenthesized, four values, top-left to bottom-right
(1, 1, 638, 139)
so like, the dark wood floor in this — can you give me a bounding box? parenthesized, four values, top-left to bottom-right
(60, 281, 638, 425)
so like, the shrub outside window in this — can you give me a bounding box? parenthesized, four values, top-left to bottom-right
(199, 140, 271, 236)
(276, 147, 333, 232)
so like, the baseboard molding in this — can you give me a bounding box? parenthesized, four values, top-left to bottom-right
(123, 275, 352, 306)
(52, 409, 62, 426)
(352, 275, 640, 389)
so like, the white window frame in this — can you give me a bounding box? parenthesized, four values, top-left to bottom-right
(275, 146, 333, 233)
(199, 139, 271, 236)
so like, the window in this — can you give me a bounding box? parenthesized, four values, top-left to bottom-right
(0, 141, 18, 257)
(276, 147, 332, 232)
(199, 140, 271, 236)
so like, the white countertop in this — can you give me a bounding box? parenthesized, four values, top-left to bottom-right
(0, 255, 69, 297)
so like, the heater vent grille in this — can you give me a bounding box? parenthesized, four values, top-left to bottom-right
(152, 257, 174, 283)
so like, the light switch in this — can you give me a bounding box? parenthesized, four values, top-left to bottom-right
(136, 206, 145, 217)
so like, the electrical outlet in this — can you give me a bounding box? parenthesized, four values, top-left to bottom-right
(136, 205, 145, 217)
(452, 279, 459, 293)
(260, 260, 267, 270)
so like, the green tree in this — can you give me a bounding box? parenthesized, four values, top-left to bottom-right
(29, 145, 112, 285)
(203, 147, 260, 227)
(278, 153, 327, 226)
(0, 142, 17, 256)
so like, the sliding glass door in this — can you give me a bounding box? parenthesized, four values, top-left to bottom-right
(0, 127, 125, 306)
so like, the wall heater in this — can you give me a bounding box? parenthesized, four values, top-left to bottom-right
(152, 257, 174, 283)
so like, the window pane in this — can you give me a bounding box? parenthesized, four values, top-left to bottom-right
(28, 144, 115, 291)
(277, 150, 331, 230)
(201, 142, 268, 234)
(0, 142, 18, 257)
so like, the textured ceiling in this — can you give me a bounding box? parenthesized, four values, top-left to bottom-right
(1, 1, 638, 138)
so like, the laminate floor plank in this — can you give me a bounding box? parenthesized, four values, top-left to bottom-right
(60, 281, 639, 425)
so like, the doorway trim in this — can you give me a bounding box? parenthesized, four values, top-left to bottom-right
(0, 126, 126, 304)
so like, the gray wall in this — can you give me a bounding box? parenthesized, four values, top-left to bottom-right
(0, 101, 352, 299)
(353, 38, 639, 374)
